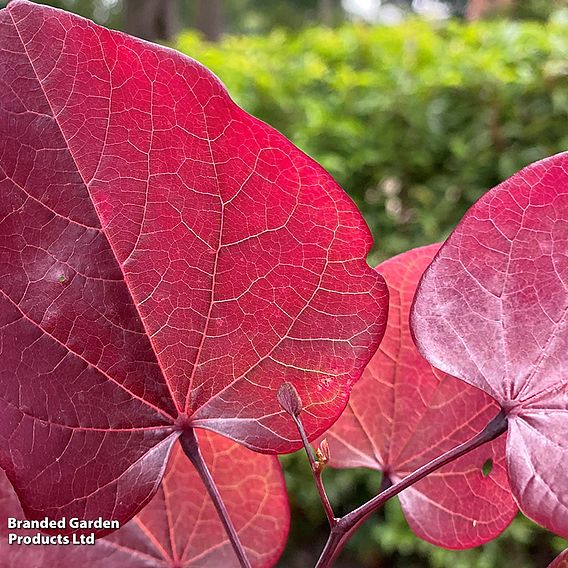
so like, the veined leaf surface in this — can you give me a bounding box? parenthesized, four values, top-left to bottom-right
(326, 245, 517, 548)
(412, 153, 568, 537)
(0, 0, 387, 530)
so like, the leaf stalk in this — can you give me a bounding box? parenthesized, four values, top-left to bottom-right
(180, 429, 252, 568)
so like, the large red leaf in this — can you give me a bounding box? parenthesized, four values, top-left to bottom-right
(325, 244, 516, 548)
(0, 429, 289, 568)
(411, 152, 568, 537)
(0, 0, 387, 530)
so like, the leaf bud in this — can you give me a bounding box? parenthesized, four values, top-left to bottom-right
(277, 382, 302, 417)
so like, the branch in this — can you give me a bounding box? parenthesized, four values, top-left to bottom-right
(180, 429, 252, 568)
(277, 383, 336, 527)
(314, 408, 508, 568)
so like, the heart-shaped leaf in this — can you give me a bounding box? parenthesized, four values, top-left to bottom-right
(0, 429, 289, 567)
(0, 0, 387, 529)
(325, 244, 517, 548)
(411, 152, 568, 537)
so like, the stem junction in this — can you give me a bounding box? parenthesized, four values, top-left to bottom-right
(314, 409, 508, 568)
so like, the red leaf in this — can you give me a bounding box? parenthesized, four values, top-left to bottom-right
(0, 430, 289, 567)
(411, 152, 568, 537)
(326, 245, 517, 548)
(0, 0, 387, 528)
(549, 550, 568, 568)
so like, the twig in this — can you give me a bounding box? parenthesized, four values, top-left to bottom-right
(277, 383, 337, 527)
(314, 409, 508, 568)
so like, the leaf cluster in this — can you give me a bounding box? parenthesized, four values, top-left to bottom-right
(2, 3, 568, 568)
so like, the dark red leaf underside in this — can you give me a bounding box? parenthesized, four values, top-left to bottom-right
(0, 0, 387, 528)
(411, 153, 568, 538)
(326, 245, 517, 548)
(0, 430, 290, 568)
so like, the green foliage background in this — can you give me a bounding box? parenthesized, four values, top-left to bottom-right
(175, 14, 568, 567)
(177, 14, 568, 265)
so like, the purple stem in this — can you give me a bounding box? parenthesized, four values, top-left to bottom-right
(314, 409, 508, 568)
(180, 429, 252, 568)
(291, 413, 337, 527)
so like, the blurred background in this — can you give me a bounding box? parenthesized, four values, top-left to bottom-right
(3, 0, 568, 565)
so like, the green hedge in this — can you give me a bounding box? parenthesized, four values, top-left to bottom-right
(175, 16, 568, 567)
(177, 14, 568, 263)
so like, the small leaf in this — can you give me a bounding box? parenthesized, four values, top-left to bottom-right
(412, 152, 568, 537)
(317, 438, 331, 464)
(325, 244, 517, 548)
(0, 430, 290, 567)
